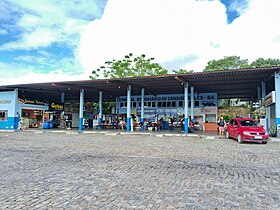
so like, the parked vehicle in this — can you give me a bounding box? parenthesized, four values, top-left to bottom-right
(225, 118, 269, 144)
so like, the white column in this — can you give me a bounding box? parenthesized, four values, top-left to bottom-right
(14, 88, 19, 129)
(184, 82, 189, 134)
(126, 85, 131, 132)
(275, 72, 280, 136)
(79, 89, 84, 132)
(191, 86, 194, 122)
(141, 88, 145, 124)
(98, 91, 103, 129)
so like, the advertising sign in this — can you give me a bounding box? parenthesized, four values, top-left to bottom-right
(264, 91, 275, 107)
(49, 102, 64, 111)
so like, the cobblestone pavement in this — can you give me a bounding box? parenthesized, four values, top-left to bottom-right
(0, 131, 279, 210)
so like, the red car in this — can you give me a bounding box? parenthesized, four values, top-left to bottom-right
(225, 118, 269, 144)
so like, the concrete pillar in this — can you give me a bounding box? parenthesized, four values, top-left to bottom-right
(98, 91, 103, 129)
(126, 85, 131, 132)
(79, 89, 84, 132)
(262, 81, 268, 131)
(14, 88, 19, 129)
(191, 86, 194, 122)
(61, 93, 65, 118)
(184, 82, 189, 134)
(141, 88, 145, 124)
(266, 107, 269, 132)
(257, 85, 261, 109)
(261, 81, 266, 98)
(275, 72, 280, 136)
(61, 92, 65, 103)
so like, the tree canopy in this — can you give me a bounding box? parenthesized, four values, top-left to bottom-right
(250, 58, 280, 68)
(90, 53, 168, 79)
(204, 56, 280, 72)
(204, 56, 251, 71)
(90, 54, 280, 79)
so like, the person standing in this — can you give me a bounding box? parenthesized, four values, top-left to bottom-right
(217, 116, 226, 138)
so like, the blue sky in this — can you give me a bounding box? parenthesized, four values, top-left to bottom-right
(0, 0, 107, 83)
(0, 0, 279, 84)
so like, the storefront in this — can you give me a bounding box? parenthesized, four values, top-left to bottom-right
(0, 90, 48, 130)
(116, 92, 218, 131)
(45, 102, 65, 128)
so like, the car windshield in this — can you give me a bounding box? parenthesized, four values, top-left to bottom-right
(240, 120, 258, 126)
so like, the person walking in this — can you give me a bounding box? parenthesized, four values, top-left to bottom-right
(217, 116, 226, 138)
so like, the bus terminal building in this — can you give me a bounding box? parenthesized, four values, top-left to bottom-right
(0, 67, 280, 136)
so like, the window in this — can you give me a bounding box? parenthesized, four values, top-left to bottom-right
(0, 110, 8, 121)
(171, 101, 176, 107)
(240, 120, 257, 126)
(162, 101, 167, 107)
(167, 101, 171, 107)
(178, 101, 183, 107)
(120, 102, 127, 108)
(158, 102, 162, 107)
(205, 114, 216, 123)
(195, 101, 199, 107)
(152, 102, 156, 107)
(132, 102, 137, 108)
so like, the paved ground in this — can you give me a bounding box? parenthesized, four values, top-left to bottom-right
(0, 131, 279, 210)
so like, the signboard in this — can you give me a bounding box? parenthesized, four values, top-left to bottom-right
(117, 93, 216, 104)
(264, 91, 275, 107)
(116, 93, 217, 114)
(117, 93, 217, 108)
(18, 98, 46, 105)
(49, 102, 64, 111)
(0, 99, 11, 104)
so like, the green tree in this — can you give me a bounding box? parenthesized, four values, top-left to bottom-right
(90, 53, 168, 79)
(172, 69, 194, 74)
(204, 56, 251, 71)
(250, 58, 280, 68)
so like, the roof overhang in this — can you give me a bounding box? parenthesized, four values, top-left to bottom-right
(0, 67, 279, 102)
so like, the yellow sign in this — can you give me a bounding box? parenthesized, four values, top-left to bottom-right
(49, 102, 64, 111)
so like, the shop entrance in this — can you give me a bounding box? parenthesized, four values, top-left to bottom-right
(21, 108, 43, 128)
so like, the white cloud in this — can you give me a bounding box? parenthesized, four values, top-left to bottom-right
(0, 61, 87, 85)
(78, 0, 227, 74)
(218, 0, 280, 62)
(78, 0, 280, 74)
(1, 27, 60, 50)
(0, 0, 103, 50)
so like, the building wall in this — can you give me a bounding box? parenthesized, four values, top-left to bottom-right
(0, 90, 20, 129)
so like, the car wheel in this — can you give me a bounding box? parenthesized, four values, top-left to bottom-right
(262, 141, 267, 144)
(238, 134, 243, 144)
(226, 130, 230, 139)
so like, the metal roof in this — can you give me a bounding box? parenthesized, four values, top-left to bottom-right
(0, 67, 279, 102)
